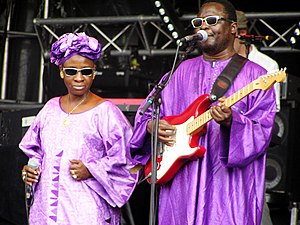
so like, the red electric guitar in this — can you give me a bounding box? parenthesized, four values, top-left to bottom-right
(144, 69, 286, 185)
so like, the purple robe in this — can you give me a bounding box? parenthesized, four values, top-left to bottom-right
(19, 98, 139, 225)
(130, 55, 277, 225)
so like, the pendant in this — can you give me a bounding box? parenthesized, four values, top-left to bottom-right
(63, 117, 70, 126)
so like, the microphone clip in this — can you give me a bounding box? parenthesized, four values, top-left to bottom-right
(25, 175, 34, 207)
(237, 34, 273, 42)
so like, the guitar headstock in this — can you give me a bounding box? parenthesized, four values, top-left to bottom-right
(254, 68, 287, 91)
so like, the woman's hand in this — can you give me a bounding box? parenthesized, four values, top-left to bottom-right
(22, 165, 40, 186)
(69, 160, 92, 181)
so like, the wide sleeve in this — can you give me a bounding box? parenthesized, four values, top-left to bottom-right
(219, 66, 277, 167)
(129, 107, 153, 165)
(83, 104, 139, 208)
(129, 78, 169, 165)
(129, 63, 191, 165)
(19, 106, 45, 167)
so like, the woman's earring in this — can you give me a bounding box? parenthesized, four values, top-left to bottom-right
(60, 71, 64, 79)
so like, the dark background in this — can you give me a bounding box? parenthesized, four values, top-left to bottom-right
(0, 1, 300, 225)
(0, 0, 299, 101)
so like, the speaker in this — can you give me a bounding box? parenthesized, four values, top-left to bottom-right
(266, 100, 300, 202)
(0, 106, 43, 146)
(0, 145, 28, 225)
(286, 73, 300, 102)
(265, 105, 289, 192)
(0, 106, 43, 225)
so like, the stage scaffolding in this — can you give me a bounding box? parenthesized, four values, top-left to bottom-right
(32, 12, 300, 56)
(1, 11, 300, 102)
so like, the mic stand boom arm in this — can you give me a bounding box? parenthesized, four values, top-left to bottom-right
(139, 42, 192, 115)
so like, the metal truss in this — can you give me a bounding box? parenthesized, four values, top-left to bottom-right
(1, 12, 300, 102)
(243, 12, 300, 53)
(33, 12, 300, 58)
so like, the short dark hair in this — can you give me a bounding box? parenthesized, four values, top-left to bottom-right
(202, 0, 237, 22)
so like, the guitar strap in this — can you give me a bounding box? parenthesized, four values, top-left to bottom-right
(209, 53, 248, 102)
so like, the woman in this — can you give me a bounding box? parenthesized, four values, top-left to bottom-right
(20, 32, 138, 224)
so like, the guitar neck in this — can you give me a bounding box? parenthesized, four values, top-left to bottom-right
(186, 80, 256, 135)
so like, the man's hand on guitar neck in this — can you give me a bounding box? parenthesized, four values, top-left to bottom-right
(147, 120, 176, 147)
(209, 97, 232, 128)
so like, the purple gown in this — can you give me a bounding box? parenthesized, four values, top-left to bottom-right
(130, 55, 277, 225)
(19, 98, 139, 225)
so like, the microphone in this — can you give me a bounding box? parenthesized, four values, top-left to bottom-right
(25, 158, 39, 205)
(237, 34, 274, 41)
(180, 30, 208, 43)
(28, 158, 39, 170)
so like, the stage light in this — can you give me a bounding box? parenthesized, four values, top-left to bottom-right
(290, 37, 297, 45)
(163, 16, 170, 23)
(167, 24, 174, 31)
(289, 21, 300, 49)
(154, 1, 161, 7)
(172, 31, 179, 39)
(158, 8, 166, 15)
(294, 27, 300, 36)
(151, 0, 186, 44)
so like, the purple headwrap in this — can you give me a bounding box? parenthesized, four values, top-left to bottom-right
(50, 32, 102, 66)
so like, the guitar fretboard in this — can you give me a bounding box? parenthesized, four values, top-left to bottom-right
(186, 80, 256, 135)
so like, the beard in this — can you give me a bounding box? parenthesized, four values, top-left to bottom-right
(196, 35, 231, 55)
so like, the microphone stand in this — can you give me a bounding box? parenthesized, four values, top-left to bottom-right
(139, 41, 196, 115)
(241, 39, 251, 59)
(148, 97, 160, 225)
(139, 41, 195, 225)
(240, 36, 264, 59)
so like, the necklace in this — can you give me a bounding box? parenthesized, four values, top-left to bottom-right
(63, 92, 89, 126)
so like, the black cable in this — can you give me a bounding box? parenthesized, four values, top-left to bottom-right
(24, 174, 34, 225)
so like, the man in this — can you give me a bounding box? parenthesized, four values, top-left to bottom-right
(130, 0, 277, 224)
(234, 10, 281, 112)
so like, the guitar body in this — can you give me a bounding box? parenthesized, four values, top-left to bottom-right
(144, 94, 212, 185)
(143, 69, 286, 185)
